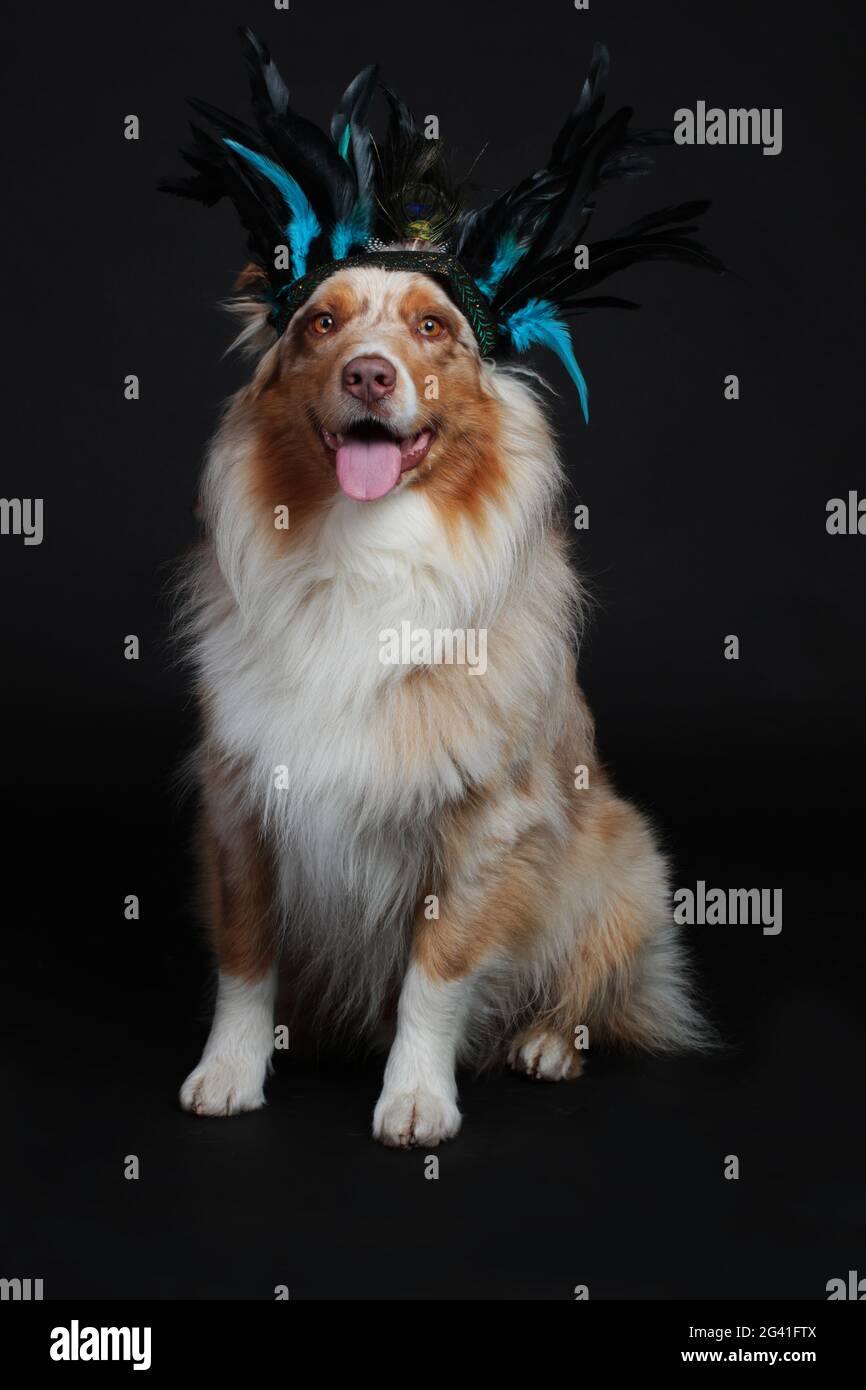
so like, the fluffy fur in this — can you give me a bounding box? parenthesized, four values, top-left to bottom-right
(178, 263, 710, 1144)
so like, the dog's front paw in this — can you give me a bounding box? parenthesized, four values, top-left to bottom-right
(179, 1055, 267, 1117)
(508, 1029, 585, 1081)
(372, 1087, 462, 1148)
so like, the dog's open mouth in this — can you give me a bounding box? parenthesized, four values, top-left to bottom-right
(320, 420, 435, 501)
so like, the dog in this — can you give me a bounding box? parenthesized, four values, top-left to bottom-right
(176, 258, 710, 1145)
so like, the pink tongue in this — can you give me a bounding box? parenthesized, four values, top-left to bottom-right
(335, 438, 403, 501)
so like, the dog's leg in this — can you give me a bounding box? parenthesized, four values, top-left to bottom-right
(372, 959, 471, 1147)
(180, 807, 278, 1117)
(373, 793, 562, 1145)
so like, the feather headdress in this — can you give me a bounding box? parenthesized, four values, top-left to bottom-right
(162, 30, 723, 422)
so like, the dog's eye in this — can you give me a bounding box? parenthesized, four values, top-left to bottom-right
(309, 313, 335, 336)
(417, 315, 445, 339)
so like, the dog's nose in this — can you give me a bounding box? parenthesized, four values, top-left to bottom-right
(341, 355, 397, 404)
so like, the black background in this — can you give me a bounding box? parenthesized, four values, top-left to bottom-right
(1, 0, 864, 1300)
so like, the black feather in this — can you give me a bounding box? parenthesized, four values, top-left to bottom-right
(330, 64, 379, 219)
(238, 26, 289, 119)
(549, 40, 610, 165)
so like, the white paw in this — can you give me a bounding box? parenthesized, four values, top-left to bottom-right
(372, 1088, 462, 1148)
(508, 1029, 584, 1081)
(179, 1055, 267, 1117)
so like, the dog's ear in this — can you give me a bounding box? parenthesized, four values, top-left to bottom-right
(224, 262, 278, 358)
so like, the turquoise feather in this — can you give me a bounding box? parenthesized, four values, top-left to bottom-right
(477, 232, 527, 299)
(330, 200, 373, 259)
(224, 139, 321, 278)
(504, 299, 589, 424)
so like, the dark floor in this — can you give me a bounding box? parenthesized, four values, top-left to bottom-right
(2, 756, 864, 1301)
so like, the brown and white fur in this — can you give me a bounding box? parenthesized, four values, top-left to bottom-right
(177, 261, 708, 1146)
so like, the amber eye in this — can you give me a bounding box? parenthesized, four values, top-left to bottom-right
(417, 315, 445, 339)
(309, 312, 335, 336)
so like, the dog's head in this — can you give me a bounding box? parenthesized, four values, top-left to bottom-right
(240, 264, 508, 529)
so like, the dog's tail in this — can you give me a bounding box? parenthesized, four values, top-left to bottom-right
(589, 917, 719, 1053)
